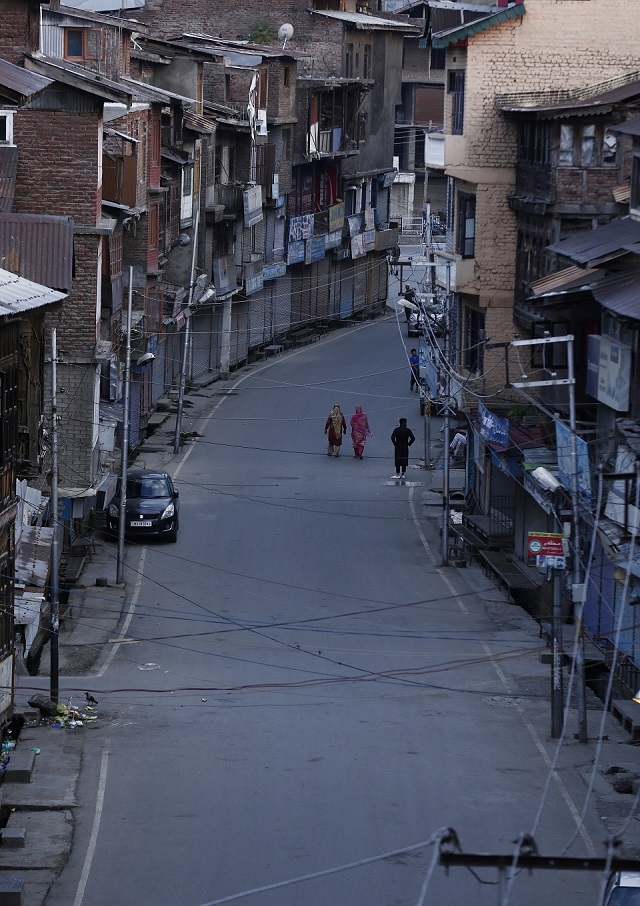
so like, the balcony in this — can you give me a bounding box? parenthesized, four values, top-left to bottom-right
(308, 126, 357, 158)
(216, 184, 244, 215)
(375, 225, 400, 251)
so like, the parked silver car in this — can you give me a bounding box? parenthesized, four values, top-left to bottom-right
(603, 871, 640, 904)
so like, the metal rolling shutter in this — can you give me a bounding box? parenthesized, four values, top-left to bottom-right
(191, 309, 212, 379)
(316, 256, 330, 319)
(249, 287, 269, 350)
(128, 376, 142, 450)
(289, 264, 304, 330)
(273, 272, 291, 338)
(339, 260, 354, 320)
(231, 301, 249, 367)
(152, 335, 166, 403)
(354, 260, 367, 313)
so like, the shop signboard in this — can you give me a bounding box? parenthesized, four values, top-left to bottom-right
(527, 531, 566, 568)
(478, 400, 509, 448)
(363, 207, 375, 231)
(350, 234, 366, 259)
(325, 230, 343, 249)
(243, 185, 263, 228)
(263, 261, 286, 281)
(245, 272, 264, 296)
(586, 334, 631, 411)
(555, 420, 592, 502)
(348, 214, 363, 237)
(328, 202, 345, 233)
(287, 240, 305, 265)
(307, 235, 326, 263)
(289, 214, 314, 242)
(363, 229, 376, 251)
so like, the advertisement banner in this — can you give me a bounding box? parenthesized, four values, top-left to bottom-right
(555, 419, 592, 502)
(289, 214, 314, 242)
(287, 240, 305, 265)
(350, 234, 366, 259)
(586, 334, 631, 411)
(243, 185, 263, 228)
(328, 202, 345, 233)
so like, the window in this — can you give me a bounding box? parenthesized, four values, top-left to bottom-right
(581, 124, 596, 166)
(430, 46, 446, 70)
(448, 70, 465, 135)
(182, 166, 193, 197)
(64, 27, 101, 60)
(464, 306, 485, 373)
(359, 112, 367, 144)
(603, 129, 618, 166)
(345, 44, 353, 78)
(363, 44, 372, 80)
(457, 193, 475, 258)
(0, 112, 13, 145)
(518, 122, 551, 165)
(283, 66, 290, 88)
(355, 52, 359, 73)
(559, 124, 574, 166)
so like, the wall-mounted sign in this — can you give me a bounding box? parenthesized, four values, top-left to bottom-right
(245, 272, 264, 296)
(363, 229, 376, 251)
(288, 214, 314, 242)
(478, 400, 509, 448)
(325, 230, 343, 250)
(263, 261, 286, 281)
(586, 334, 631, 412)
(363, 207, 375, 231)
(351, 234, 366, 259)
(528, 532, 567, 568)
(555, 420, 592, 502)
(348, 214, 363, 237)
(287, 240, 305, 265)
(243, 185, 263, 228)
(307, 235, 326, 263)
(328, 202, 345, 233)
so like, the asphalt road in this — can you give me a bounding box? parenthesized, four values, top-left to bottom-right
(42, 314, 603, 906)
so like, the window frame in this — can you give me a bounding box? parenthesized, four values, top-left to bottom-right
(0, 111, 14, 146)
(457, 192, 476, 259)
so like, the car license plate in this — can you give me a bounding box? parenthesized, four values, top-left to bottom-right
(131, 520, 152, 528)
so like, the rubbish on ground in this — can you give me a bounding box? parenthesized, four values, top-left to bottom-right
(27, 694, 59, 717)
(31, 748, 40, 755)
(139, 662, 160, 671)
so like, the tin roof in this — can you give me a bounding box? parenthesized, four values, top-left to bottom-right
(548, 218, 640, 267)
(183, 110, 216, 134)
(0, 267, 66, 314)
(0, 214, 74, 291)
(499, 78, 640, 118)
(25, 55, 134, 103)
(529, 265, 600, 299)
(60, 0, 144, 10)
(0, 147, 18, 214)
(0, 58, 52, 105)
(311, 9, 422, 33)
(15, 524, 54, 587)
(432, 1, 524, 48)
(591, 269, 640, 320)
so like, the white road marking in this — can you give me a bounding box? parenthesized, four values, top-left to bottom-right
(72, 744, 110, 906)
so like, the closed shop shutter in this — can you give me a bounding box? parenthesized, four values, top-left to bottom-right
(231, 301, 249, 367)
(415, 86, 444, 128)
(249, 287, 269, 349)
(316, 256, 330, 319)
(192, 309, 212, 379)
(339, 260, 354, 319)
(354, 261, 367, 313)
(128, 376, 142, 450)
(165, 325, 182, 389)
(152, 335, 165, 403)
(377, 187, 390, 228)
(289, 264, 304, 330)
(273, 272, 291, 338)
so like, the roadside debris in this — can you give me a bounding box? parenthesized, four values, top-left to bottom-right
(27, 695, 98, 729)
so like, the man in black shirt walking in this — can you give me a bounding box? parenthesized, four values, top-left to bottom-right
(391, 418, 415, 479)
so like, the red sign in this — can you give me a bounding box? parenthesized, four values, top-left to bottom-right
(527, 532, 564, 564)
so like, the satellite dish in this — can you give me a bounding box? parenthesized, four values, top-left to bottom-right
(278, 23, 294, 49)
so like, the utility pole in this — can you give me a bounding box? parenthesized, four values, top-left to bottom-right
(551, 565, 564, 737)
(49, 328, 59, 703)
(116, 269, 133, 586)
(511, 334, 587, 741)
(441, 259, 452, 565)
(174, 209, 199, 453)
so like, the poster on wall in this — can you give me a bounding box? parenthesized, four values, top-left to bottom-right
(289, 214, 314, 242)
(350, 234, 366, 259)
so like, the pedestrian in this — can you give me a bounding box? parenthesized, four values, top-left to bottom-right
(403, 284, 416, 321)
(390, 417, 415, 479)
(409, 348, 420, 393)
(350, 405, 373, 459)
(450, 430, 467, 457)
(324, 403, 347, 457)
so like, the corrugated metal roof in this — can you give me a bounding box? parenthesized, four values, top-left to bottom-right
(311, 9, 422, 32)
(500, 80, 640, 117)
(613, 183, 631, 203)
(0, 214, 74, 291)
(529, 265, 600, 299)
(25, 55, 133, 103)
(548, 217, 640, 267)
(15, 524, 54, 587)
(0, 147, 18, 214)
(591, 269, 640, 320)
(433, 2, 525, 48)
(613, 117, 640, 138)
(183, 110, 216, 134)
(0, 267, 66, 314)
(61, 0, 144, 10)
(120, 76, 198, 106)
(0, 59, 52, 104)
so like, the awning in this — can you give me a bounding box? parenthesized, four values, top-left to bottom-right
(529, 265, 600, 300)
(15, 525, 54, 587)
(433, 2, 525, 48)
(547, 217, 640, 267)
(590, 269, 640, 319)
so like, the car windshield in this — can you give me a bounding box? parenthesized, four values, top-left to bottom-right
(127, 477, 170, 499)
(608, 891, 640, 905)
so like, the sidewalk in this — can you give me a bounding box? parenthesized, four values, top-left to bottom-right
(1, 355, 640, 905)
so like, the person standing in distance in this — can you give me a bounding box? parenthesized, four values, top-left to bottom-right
(409, 348, 420, 393)
(390, 418, 415, 479)
(325, 403, 347, 457)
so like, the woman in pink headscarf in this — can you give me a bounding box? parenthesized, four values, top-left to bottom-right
(349, 405, 372, 459)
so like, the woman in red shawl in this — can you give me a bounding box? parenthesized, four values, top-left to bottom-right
(324, 404, 347, 456)
(349, 404, 372, 459)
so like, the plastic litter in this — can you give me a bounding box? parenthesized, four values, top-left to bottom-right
(31, 748, 41, 755)
(138, 663, 161, 671)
